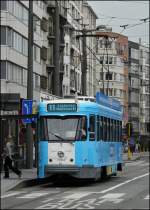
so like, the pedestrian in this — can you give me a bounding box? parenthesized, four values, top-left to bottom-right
(3, 135, 22, 179)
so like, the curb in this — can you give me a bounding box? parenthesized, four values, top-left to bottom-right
(9, 177, 52, 191)
(123, 155, 141, 163)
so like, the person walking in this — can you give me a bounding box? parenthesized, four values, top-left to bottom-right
(3, 135, 22, 179)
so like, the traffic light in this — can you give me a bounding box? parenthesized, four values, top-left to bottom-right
(126, 122, 133, 137)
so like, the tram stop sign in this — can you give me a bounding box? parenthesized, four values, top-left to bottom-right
(22, 99, 33, 123)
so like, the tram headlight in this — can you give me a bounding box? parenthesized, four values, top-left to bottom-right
(57, 151, 64, 158)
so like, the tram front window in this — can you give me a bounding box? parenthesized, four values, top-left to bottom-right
(40, 116, 87, 141)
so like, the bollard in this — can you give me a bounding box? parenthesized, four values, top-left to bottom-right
(128, 147, 132, 160)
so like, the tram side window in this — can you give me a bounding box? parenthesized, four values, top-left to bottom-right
(103, 117, 107, 141)
(112, 120, 115, 141)
(119, 121, 122, 141)
(114, 120, 117, 141)
(89, 115, 95, 140)
(100, 116, 103, 140)
(107, 118, 110, 141)
(97, 115, 100, 141)
(116, 120, 119, 141)
(110, 119, 113, 141)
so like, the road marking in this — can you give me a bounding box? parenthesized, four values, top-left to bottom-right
(144, 195, 149, 200)
(17, 191, 49, 199)
(63, 192, 92, 199)
(1, 191, 25, 199)
(97, 193, 125, 204)
(125, 160, 145, 166)
(99, 172, 149, 194)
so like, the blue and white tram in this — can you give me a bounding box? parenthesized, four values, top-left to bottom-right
(37, 92, 123, 180)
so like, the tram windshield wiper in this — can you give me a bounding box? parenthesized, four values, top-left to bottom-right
(48, 131, 65, 141)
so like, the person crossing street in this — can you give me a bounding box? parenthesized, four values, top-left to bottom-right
(3, 135, 22, 179)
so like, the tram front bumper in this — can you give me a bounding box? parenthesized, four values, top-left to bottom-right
(45, 165, 80, 175)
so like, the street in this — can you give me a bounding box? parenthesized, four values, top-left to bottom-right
(1, 154, 149, 209)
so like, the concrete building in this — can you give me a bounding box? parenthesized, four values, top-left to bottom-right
(95, 26, 129, 127)
(128, 41, 140, 140)
(62, 0, 97, 96)
(1, 0, 50, 101)
(82, 0, 98, 96)
(139, 43, 150, 148)
(128, 40, 149, 148)
(63, 0, 83, 96)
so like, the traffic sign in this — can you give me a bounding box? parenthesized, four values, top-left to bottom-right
(22, 99, 33, 123)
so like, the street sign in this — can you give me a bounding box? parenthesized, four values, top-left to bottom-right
(22, 99, 33, 123)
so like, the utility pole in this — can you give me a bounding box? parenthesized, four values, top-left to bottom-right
(81, 28, 87, 96)
(53, 0, 60, 96)
(26, 0, 33, 169)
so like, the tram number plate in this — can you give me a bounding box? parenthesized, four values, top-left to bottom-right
(107, 166, 112, 175)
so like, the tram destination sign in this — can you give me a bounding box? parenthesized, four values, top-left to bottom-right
(47, 103, 77, 112)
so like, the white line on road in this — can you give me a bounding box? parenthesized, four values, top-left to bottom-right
(1, 191, 26, 199)
(99, 172, 149, 194)
(144, 195, 149, 200)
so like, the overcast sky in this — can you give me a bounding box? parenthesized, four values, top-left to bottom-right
(88, 1, 149, 45)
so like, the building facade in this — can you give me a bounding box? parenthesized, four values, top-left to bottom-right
(128, 41, 140, 140)
(139, 43, 150, 148)
(95, 26, 129, 127)
(82, 0, 97, 96)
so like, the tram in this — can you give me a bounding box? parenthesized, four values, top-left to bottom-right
(37, 92, 123, 180)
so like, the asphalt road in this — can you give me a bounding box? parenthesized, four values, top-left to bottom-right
(1, 154, 149, 209)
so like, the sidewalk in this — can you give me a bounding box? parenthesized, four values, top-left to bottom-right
(123, 151, 141, 162)
(1, 168, 37, 195)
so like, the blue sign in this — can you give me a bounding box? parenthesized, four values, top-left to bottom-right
(22, 99, 33, 123)
(47, 103, 77, 112)
(96, 92, 121, 111)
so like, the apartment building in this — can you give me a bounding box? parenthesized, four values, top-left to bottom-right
(139, 43, 150, 147)
(63, 0, 83, 96)
(62, 0, 97, 96)
(128, 41, 140, 139)
(95, 26, 128, 127)
(82, 0, 98, 96)
(0, 0, 50, 101)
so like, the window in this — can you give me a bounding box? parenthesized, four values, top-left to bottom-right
(0, 26, 6, 45)
(109, 57, 113, 64)
(13, 31, 22, 53)
(66, 65, 69, 77)
(66, 43, 69, 56)
(110, 119, 113, 141)
(34, 74, 40, 90)
(89, 115, 95, 140)
(22, 38, 28, 56)
(23, 69, 27, 86)
(106, 72, 112, 80)
(1, 1, 7, 10)
(14, 0, 23, 21)
(47, 44, 53, 65)
(107, 118, 110, 141)
(103, 117, 107, 141)
(0, 61, 6, 79)
(7, 62, 14, 81)
(34, 45, 41, 63)
(22, 7, 28, 25)
(97, 116, 100, 141)
(100, 116, 103, 140)
(7, 28, 13, 47)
